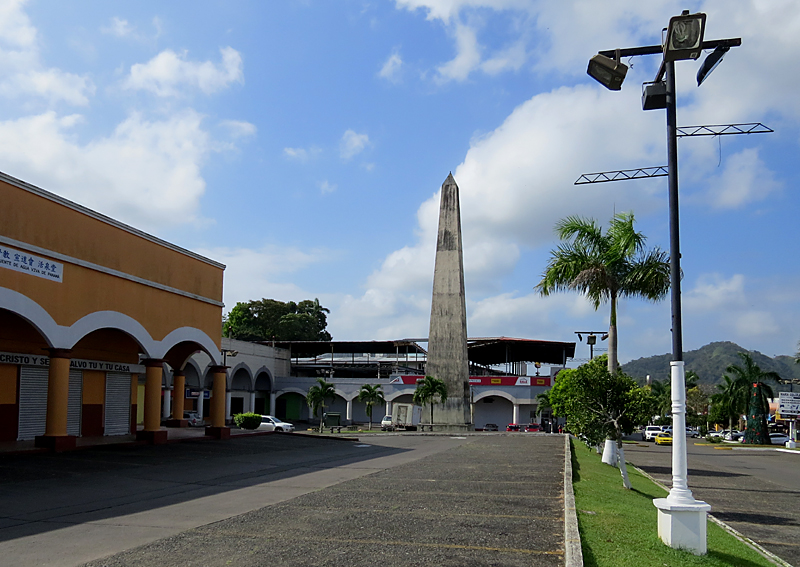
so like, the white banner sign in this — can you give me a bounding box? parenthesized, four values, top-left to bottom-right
(0, 244, 63, 282)
(779, 391, 800, 417)
(0, 351, 144, 374)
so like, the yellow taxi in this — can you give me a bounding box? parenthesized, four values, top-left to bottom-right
(654, 431, 673, 445)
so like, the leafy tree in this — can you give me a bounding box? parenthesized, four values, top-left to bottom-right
(307, 378, 336, 432)
(535, 391, 551, 419)
(647, 379, 671, 419)
(536, 212, 670, 375)
(685, 385, 710, 428)
(724, 353, 780, 445)
(357, 384, 385, 430)
(549, 356, 654, 489)
(711, 374, 748, 432)
(412, 376, 448, 425)
(223, 298, 332, 341)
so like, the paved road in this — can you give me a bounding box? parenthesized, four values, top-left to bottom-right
(0, 433, 567, 567)
(624, 440, 800, 566)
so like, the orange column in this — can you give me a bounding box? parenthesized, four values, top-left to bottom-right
(143, 360, 163, 432)
(44, 349, 71, 437)
(171, 371, 185, 420)
(210, 367, 227, 428)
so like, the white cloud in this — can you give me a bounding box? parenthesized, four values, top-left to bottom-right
(0, 0, 94, 106)
(0, 110, 212, 231)
(219, 119, 256, 138)
(102, 17, 134, 38)
(683, 274, 746, 312)
(379, 50, 404, 83)
(283, 146, 321, 161)
(436, 22, 481, 82)
(0, 68, 95, 106)
(319, 180, 337, 194)
(196, 244, 328, 310)
(340, 129, 370, 159)
(705, 149, 781, 210)
(123, 47, 243, 97)
(733, 310, 779, 338)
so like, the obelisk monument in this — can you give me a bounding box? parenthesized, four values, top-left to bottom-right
(426, 173, 472, 430)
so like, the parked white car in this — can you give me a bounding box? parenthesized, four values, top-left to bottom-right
(769, 433, 790, 445)
(257, 415, 294, 432)
(380, 415, 394, 431)
(183, 411, 205, 427)
(644, 426, 663, 441)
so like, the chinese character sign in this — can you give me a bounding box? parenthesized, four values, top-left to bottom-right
(0, 243, 63, 282)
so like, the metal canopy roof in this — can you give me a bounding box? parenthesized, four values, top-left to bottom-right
(467, 337, 575, 366)
(270, 337, 574, 365)
(268, 340, 427, 358)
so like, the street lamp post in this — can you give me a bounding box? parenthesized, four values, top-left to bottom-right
(587, 11, 741, 555)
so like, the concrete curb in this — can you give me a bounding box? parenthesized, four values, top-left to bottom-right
(631, 464, 789, 567)
(564, 434, 584, 567)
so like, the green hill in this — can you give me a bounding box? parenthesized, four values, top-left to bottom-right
(621, 341, 800, 389)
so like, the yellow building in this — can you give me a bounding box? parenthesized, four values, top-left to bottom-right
(0, 171, 227, 450)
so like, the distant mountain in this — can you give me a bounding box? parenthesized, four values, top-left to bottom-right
(621, 341, 800, 390)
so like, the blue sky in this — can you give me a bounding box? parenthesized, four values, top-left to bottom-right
(1, 0, 798, 369)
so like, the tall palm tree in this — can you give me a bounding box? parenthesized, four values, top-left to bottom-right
(357, 384, 385, 430)
(536, 212, 670, 375)
(307, 378, 336, 433)
(712, 374, 748, 433)
(725, 352, 780, 444)
(648, 379, 672, 420)
(412, 376, 448, 425)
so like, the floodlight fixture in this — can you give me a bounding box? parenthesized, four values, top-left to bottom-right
(586, 334, 597, 346)
(587, 49, 628, 90)
(642, 81, 667, 110)
(663, 11, 706, 62)
(696, 44, 729, 86)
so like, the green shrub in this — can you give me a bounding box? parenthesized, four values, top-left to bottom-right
(706, 435, 722, 443)
(234, 412, 262, 430)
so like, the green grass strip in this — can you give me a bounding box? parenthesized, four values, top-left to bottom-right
(570, 439, 778, 566)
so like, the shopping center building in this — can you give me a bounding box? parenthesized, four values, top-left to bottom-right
(0, 171, 226, 450)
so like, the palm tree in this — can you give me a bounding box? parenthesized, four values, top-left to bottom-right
(648, 379, 672, 420)
(712, 374, 748, 433)
(357, 384, 385, 430)
(307, 378, 336, 433)
(536, 212, 670, 375)
(725, 352, 780, 444)
(412, 376, 448, 425)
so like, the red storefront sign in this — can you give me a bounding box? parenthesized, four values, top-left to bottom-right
(390, 375, 550, 387)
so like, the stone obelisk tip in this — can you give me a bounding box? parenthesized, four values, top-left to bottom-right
(444, 172, 456, 186)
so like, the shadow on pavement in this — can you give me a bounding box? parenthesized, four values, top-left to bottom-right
(0, 434, 408, 543)
(712, 511, 798, 526)
(636, 465, 747, 478)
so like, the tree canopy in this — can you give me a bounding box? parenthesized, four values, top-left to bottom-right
(223, 298, 332, 342)
(549, 356, 654, 489)
(357, 384, 385, 430)
(536, 212, 669, 375)
(413, 376, 448, 424)
(307, 378, 336, 432)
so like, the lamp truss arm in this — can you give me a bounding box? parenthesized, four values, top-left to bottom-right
(575, 166, 667, 185)
(677, 123, 773, 137)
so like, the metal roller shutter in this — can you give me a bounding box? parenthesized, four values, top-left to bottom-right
(18, 366, 48, 440)
(67, 370, 82, 437)
(105, 372, 131, 436)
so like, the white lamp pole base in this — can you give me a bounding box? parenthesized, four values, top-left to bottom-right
(653, 361, 711, 554)
(653, 498, 711, 555)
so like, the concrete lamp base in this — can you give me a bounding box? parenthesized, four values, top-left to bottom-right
(205, 426, 231, 439)
(35, 435, 77, 452)
(136, 430, 168, 444)
(653, 498, 711, 555)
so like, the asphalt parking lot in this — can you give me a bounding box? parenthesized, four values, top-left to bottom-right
(1, 433, 568, 567)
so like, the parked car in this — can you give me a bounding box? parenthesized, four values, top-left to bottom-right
(707, 429, 727, 439)
(257, 415, 294, 432)
(524, 423, 541, 432)
(644, 426, 663, 441)
(380, 415, 394, 431)
(725, 430, 743, 441)
(654, 432, 673, 446)
(183, 411, 204, 427)
(769, 433, 790, 445)
(663, 426, 699, 438)
(483, 423, 499, 432)
(506, 424, 521, 432)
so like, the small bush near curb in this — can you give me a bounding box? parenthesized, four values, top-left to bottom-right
(233, 412, 262, 430)
(705, 435, 723, 443)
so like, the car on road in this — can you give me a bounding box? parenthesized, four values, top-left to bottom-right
(257, 415, 294, 432)
(506, 424, 521, 432)
(183, 411, 204, 427)
(663, 426, 699, 438)
(380, 415, 394, 431)
(654, 432, 673, 446)
(769, 433, 791, 445)
(524, 423, 541, 432)
(483, 423, 499, 432)
(644, 425, 663, 441)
